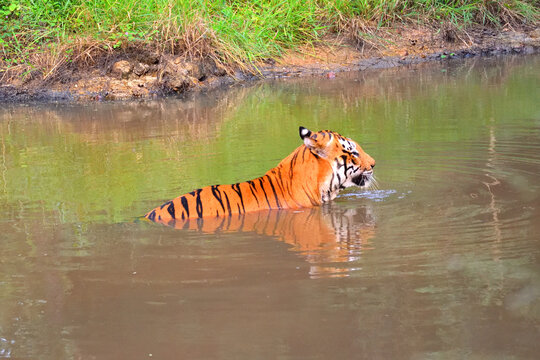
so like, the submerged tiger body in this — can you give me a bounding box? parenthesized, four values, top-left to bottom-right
(144, 127, 375, 223)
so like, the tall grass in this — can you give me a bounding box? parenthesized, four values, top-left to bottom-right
(1, 0, 538, 78)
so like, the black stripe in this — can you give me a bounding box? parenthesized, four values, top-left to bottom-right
(273, 169, 290, 208)
(283, 180, 299, 207)
(258, 178, 272, 209)
(301, 146, 308, 161)
(302, 186, 319, 206)
(275, 163, 296, 202)
(247, 180, 260, 206)
(341, 155, 350, 173)
(211, 185, 226, 213)
(167, 201, 176, 219)
(195, 189, 203, 218)
(223, 191, 232, 215)
(147, 210, 156, 221)
(231, 183, 246, 214)
(180, 196, 190, 219)
(160, 201, 170, 209)
(289, 149, 300, 179)
(266, 175, 282, 209)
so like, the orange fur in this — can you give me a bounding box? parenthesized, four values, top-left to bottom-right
(144, 127, 375, 223)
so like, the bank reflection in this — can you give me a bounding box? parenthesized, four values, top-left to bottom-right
(153, 202, 376, 278)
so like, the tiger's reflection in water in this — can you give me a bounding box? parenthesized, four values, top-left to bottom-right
(153, 202, 375, 278)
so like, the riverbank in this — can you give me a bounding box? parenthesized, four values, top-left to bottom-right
(1, 24, 538, 102)
(1, 0, 539, 101)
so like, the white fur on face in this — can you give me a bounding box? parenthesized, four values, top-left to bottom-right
(338, 137, 357, 153)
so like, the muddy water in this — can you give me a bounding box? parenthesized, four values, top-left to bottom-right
(1, 56, 539, 359)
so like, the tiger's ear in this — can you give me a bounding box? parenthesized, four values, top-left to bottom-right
(300, 127, 328, 157)
(299, 126, 312, 140)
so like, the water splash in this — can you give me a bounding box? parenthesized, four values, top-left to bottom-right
(340, 189, 404, 202)
(0, 337, 14, 358)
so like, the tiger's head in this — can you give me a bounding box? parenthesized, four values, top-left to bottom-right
(299, 126, 376, 202)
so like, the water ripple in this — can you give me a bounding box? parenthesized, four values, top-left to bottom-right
(340, 189, 402, 202)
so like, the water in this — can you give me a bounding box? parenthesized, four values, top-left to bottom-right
(1, 56, 539, 359)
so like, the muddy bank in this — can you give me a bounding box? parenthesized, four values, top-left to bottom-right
(1, 25, 539, 102)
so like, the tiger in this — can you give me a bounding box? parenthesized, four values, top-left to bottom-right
(144, 126, 375, 223)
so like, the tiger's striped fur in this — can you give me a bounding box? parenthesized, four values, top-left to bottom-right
(144, 127, 375, 223)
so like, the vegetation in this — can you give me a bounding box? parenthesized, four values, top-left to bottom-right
(1, 0, 539, 79)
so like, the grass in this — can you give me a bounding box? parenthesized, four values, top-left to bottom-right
(1, 0, 539, 80)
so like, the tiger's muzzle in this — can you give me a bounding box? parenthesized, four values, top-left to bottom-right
(352, 170, 373, 187)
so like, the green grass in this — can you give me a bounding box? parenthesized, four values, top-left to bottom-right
(1, 0, 539, 78)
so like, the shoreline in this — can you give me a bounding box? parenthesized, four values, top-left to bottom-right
(1, 25, 539, 102)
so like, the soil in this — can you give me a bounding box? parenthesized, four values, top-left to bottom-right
(1, 24, 539, 102)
